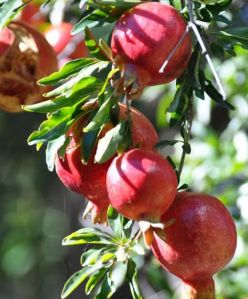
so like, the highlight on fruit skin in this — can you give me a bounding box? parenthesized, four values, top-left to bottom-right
(106, 148, 178, 222)
(111, 2, 192, 98)
(55, 103, 158, 224)
(151, 192, 237, 299)
(0, 21, 58, 113)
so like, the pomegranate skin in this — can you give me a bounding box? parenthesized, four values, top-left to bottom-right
(0, 22, 57, 113)
(106, 148, 178, 222)
(151, 192, 237, 282)
(55, 104, 158, 217)
(111, 2, 192, 87)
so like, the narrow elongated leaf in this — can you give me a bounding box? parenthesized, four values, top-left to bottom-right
(85, 268, 109, 295)
(205, 80, 235, 110)
(107, 207, 124, 239)
(95, 121, 127, 163)
(81, 249, 104, 266)
(107, 206, 133, 240)
(46, 135, 66, 172)
(72, 9, 114, 34)
(62, 228, 113, 246)
(126, 259, 143, 299)
(84, 95, 115, 132)
(85, 27, 108, 60)
(94, 273, 116, 299)
(81, 129, 100, 163)
(27, 107, 74, 145)
(38, 58, 99, 85)
(44, 74, 100, 98)
(214, 28, 248, 50)
(62, 262, 108, 299)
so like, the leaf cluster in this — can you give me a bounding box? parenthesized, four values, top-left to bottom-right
(62, 207, 144, 299)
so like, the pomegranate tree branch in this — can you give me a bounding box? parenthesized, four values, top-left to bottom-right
(186, 0, 226, 100)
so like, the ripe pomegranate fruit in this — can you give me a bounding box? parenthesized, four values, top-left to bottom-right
(44, 22, 73, 54)
(55, 104, 158, 223)
(0, 21, 57, 113)
(111, 2, 192, 96)
(106, 148, 178, 222)
(151, 192, 237, 299)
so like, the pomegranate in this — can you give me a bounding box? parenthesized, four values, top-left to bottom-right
(0, 22, 57, 113)
(111, 2, 192, 96)
(44, 22, 73, 54)
(106, 148, 178, 222)
(55, 103, 158, 223)
(151, 192, 237, 299)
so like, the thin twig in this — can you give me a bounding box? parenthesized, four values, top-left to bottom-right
(178, 97, 194, 179)
(178, 148, 187, 179)
(186, 0, 226, 100)
(124, 94, 134, 148)
(159, 27, 189, 74)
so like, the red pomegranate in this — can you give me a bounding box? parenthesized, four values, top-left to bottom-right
(106, 148, 178, 222)
(151, 192, 237, 299)
(44, 22, 73, 54)
(55, 104, 158, 223)
(0, 22, 57, 113)
(111, 2, 192, 96)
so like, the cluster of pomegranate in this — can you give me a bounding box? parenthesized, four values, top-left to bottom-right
(53, 2, 237, 298)
(56, 102, 236, 298)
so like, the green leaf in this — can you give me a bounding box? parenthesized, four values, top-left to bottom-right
(85, 27, 108, 60)
(94, 272, 116, 299)
(81, 129, 100, 163)
(107, 207, 125, 239)
(72, 9, 116, 34)
(205, 80, 235, 110)
(84, 95, 115, 132)
(38, 58, 99, 85)
(81, 249, 104, 266)
(0, 0, 22, 29)
(61, 263, 106, 299)
(212, 28, 248, 50)
(107, 206, 133, 239)
(46, 135, 66, 172)
(44, 75, 101, 98)
(62, 228, 113, 246)
(126, 259, 143, 299)
(95, 121, 127, 163)
(27, 107, 74, 146)
(85, 268, 109, 295)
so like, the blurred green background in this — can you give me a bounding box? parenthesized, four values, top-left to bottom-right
(0, 0, 248, 298)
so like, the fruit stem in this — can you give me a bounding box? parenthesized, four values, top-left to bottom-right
(182, 277, 216, 299)
(186, 0, 226, 100)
